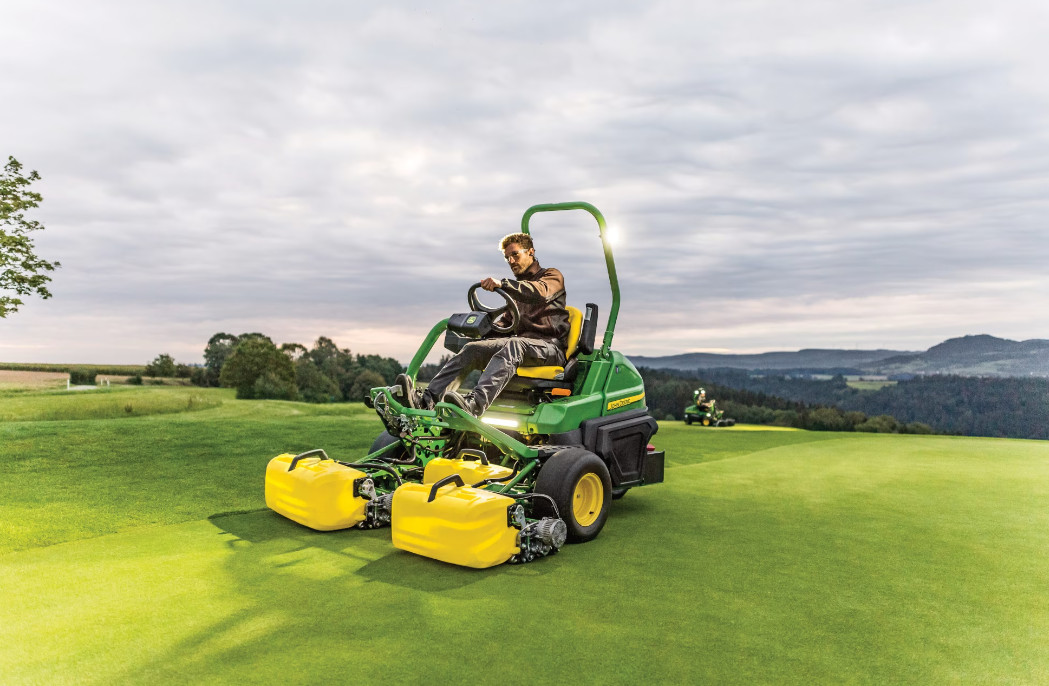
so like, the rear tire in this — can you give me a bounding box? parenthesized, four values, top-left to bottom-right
(534, 448, 612, 543)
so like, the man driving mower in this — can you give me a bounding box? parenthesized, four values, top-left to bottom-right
(394, 232, 569, 417)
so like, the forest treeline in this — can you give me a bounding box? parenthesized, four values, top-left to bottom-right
(136, 342, 1047, 439)
(641, 367, 1049, 440)
(158, 333, 404, 402)
(640, 368, 933, 435)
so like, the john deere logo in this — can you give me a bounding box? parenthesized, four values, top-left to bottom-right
(607, 392, 645, 411)
(466, 315, 477, 324)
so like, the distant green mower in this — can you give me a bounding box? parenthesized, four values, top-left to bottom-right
(683, 388, 735, 426)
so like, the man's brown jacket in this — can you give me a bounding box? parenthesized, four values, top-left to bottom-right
(497, 260, 570, 350)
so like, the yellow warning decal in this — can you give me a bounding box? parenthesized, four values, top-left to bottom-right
(607, 392, 645, 411)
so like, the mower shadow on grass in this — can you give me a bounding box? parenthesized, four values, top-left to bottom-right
(206, 509, 559, 591)
(111, 512, 566, 683)
(208, 509, 395, 565)
(209, 508, 315, 544)
(353, 539, 565, 590)
(354, 551, 501, 591)
(606, 494, 648, 517)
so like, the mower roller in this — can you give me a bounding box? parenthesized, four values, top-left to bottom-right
(265, 202, 665, 568)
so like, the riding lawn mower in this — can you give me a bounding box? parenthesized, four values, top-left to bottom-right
(265, 202, 665, 568)
(683, 388, 735, 427)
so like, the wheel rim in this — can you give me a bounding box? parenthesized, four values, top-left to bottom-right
(572, 473, 604, 526)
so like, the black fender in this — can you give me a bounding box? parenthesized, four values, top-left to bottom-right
(578, 409, 659, 488)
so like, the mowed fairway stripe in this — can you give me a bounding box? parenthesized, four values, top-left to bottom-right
(625, 435, 1049, 682)
(2, 433, 1048, 684)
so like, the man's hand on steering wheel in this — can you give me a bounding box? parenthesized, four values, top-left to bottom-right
(480, 277, 501, 292)
(468, 282, 520, 335)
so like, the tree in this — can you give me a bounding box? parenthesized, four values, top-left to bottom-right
(804, 407, 849, 432)
(219, 337, 297, 399)
(295, 358, 342, 403)
(348, 369, 385, 402)
(202, 333, 240, 386)
(304, 336, 358, 396)
(1, 157, 59, 316)
(417, 354, 452, 382)
(280, 342, 308, 362)
(306, 336, 348, 376)
(145, 353, 176, 378)
(355, 353, 404, 385)
(856, 414, 899, 434)
(902, 422, 934, 435)
(253, 370, 299, 401)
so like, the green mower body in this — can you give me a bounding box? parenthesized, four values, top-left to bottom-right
(266, 202, 664, 568)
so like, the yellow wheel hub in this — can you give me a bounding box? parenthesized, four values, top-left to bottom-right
(572, 473, 604, 527)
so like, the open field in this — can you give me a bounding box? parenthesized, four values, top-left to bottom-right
(2, 387, 1048, 684)
(0, 369, 195, 393)
(0, 369, 70, 389)
(0, 385, 223, 422)
(0, 362, 146, 376)
(846, 379, 898, 390)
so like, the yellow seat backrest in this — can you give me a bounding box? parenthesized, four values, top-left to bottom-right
(563, 305, 584, 359)
(516, 305, 583, 380)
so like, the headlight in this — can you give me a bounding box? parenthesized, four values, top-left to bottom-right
(482, 416, 519, 429)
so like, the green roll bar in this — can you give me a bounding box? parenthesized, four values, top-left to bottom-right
(521, 202, 619, 357)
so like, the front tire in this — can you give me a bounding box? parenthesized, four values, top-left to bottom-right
(534, 448, 612, 543)
(369, 430, 408, 460)
(684, 415, 693, 425)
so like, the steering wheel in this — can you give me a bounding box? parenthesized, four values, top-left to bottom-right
(467, 283, 520, 335)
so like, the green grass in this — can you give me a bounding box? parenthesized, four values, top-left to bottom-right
(0, 385, 225, 422)
(2, 387, 1048, 684)
(0, 390, 374, 553)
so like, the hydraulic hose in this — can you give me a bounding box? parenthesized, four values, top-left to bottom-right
(469, 459, 521, 489)
(508, 493, 561, 520)
(368, 439, 417, 465)
(377, 452, 417, 466)
(338, 461, 404, 485)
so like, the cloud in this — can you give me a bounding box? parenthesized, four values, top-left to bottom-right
(2, 0, 1047, 364)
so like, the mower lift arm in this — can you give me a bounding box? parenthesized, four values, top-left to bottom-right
(406, 318, 450, 380)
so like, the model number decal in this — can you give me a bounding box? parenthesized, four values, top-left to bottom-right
(607, 393, 644, 411)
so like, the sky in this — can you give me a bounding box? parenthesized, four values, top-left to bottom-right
(2, 0, 1047, 365)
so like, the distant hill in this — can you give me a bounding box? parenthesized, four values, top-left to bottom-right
(873, 335, 1049, 377)
(628, 348, 910, 372)
(629, 335, 1049, 378)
